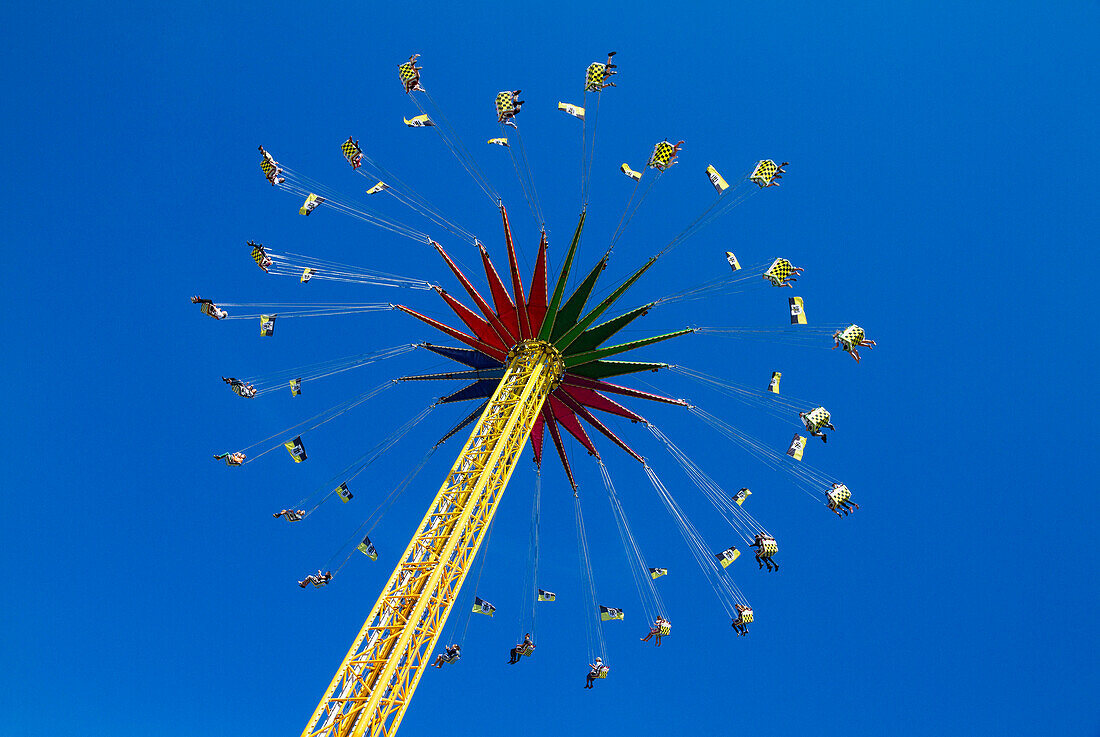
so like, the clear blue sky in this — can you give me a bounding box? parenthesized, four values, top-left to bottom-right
(2, 2, 1096, 735)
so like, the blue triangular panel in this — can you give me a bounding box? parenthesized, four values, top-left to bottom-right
(423, 343, 503, 370)
(440, 380, 498, 404)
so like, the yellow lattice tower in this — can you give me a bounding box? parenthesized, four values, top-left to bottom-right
(301, 341, 564, 737)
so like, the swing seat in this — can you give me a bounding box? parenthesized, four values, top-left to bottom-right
(802, 407, 831, 432)
(495, 91, 520, 120)
(758, 538, 779, 557)
(518, 643, 535, 657)
(827, 485, 851, 507)
(838, 324, 865, 351)
(658, 623, 671, 636)
(763, 257, 794, 286)
(585, 62, 608, 91)
(751, 159, 780, 187)
(594, 666, 610, 679)
(439, 653, 460, 664)
(738, 611, 754, 624)
(398, 60, 421, 91)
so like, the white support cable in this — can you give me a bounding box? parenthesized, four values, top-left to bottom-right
(693, 326, 847, 347)
(643, 464, 750, 613)
(519, 467, 542, 639)
(300, 403, 437, 513)
(325, 426, 440, 573)
(580, 89, 589, 207)
(245, 344, 418, 396)
(237, 381, 396, 462)
(266, 250, 435, 291)
(510, 125, 545, 229)
(646, 424, 770, 543)
(581, 91, 603, 207)
(219, 302, 393, 320)
(459, 516, 498, 644)
(606, 160, 661, 255)
(671, 365, 819, 425)
(688, 405, 835, 502)
(656, 166, 763, 257)
(654, 263, 771, 306)
(598, 461, 665, 623)
(573, 492, 608, 664)
(413, 90, 500, 205)
(355, 151, 479, 243)
(531, 468, 541, 638)
(277, 171, 432, 242)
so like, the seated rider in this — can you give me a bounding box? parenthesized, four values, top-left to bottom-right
(641, 616, 669, 646)
(401, 54, 423, 93)
(191, 296, 228, 320)
(298, 570, 333, 589)
(765, 162, 790, 187)
(273, 509, 306, 521)
(750, 534, 779, 572)
(584, 657, 606, 689)
(800, 410, 836, 444)
(248, 240, 273, 273)
(500, 90, 525, 126)
(827, 483, 860, 517)
(222, 376, 257, 398)
(667, 140, 685, 164)
(832, 326, 877, 363)
(213, 451, 245, 466)
(258, 146, 285, 185)
(433, 643, 461, 668)
(732, 604, 752, 636)
(508, 632, 534, 664)
(763, 258, 804, 288)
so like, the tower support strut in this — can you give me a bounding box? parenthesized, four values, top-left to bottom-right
(302, 340, 564, 737)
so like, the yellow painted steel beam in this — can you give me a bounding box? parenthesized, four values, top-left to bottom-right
(302, 341, 564, 737)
